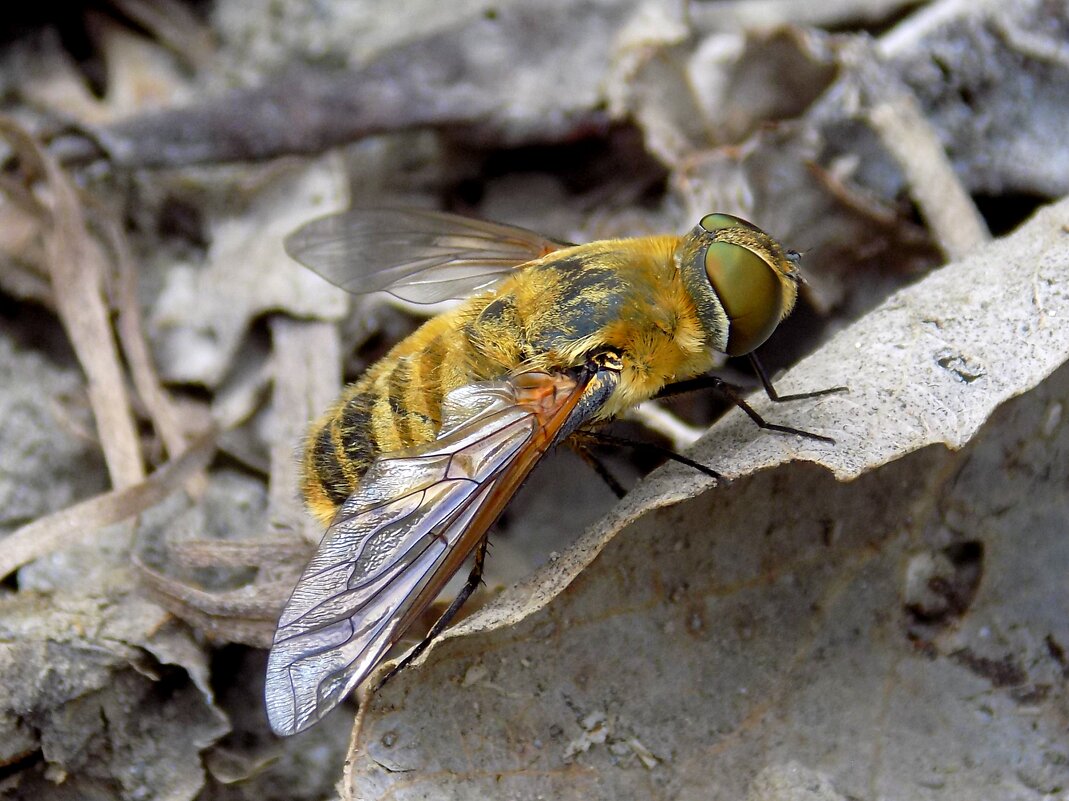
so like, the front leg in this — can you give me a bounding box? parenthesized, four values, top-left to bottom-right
(656, 356, 844, 444)
(748, 353, 847, 403)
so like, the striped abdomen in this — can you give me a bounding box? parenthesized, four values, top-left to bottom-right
(300, 308, 499, 525)
(302, 363, 441, 525)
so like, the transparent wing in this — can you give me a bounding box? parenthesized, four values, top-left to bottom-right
(265, 369, 594, 736)
(284, 207, 571, 304)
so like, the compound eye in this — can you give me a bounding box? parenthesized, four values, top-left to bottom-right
(705, 242, 784, 356)
(699, 213, 761, 234)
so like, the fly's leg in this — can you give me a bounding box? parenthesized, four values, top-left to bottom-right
(580, 429, 724, 484)
(375, 536, 489, 691)
(713, 379, 836, 444)
(748, 354, 847, 402)
(569, 433, 628, 499)
(656, 357, 844, 445)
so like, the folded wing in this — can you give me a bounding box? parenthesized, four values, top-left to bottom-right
(265, 369, 593, 736)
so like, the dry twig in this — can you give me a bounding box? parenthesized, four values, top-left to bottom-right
(0, 432, 216, 581)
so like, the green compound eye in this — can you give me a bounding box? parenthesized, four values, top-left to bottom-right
(698, 213, 761, 234)
(704, 241, 784, 356)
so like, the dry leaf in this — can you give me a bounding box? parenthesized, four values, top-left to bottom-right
(0, 433, 216, 581)
(0, 591, 228, 800)
(150, 156, 349, 386)
(0, 336, 105, 530)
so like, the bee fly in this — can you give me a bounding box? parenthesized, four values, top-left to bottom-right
(265, 208, 841, 735)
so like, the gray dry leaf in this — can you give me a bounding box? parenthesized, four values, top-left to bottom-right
(879, 0, 1069, 198)
(0, 336, 105, 530)
(0, 589, 228, 800)
(345, 200, 1069, 800)
(63, 0, 1069, 215)
(86, 0, 638, 167)
(151, 155, 349, 387)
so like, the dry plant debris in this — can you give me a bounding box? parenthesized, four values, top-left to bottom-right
(0, 1, 1066, 800)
